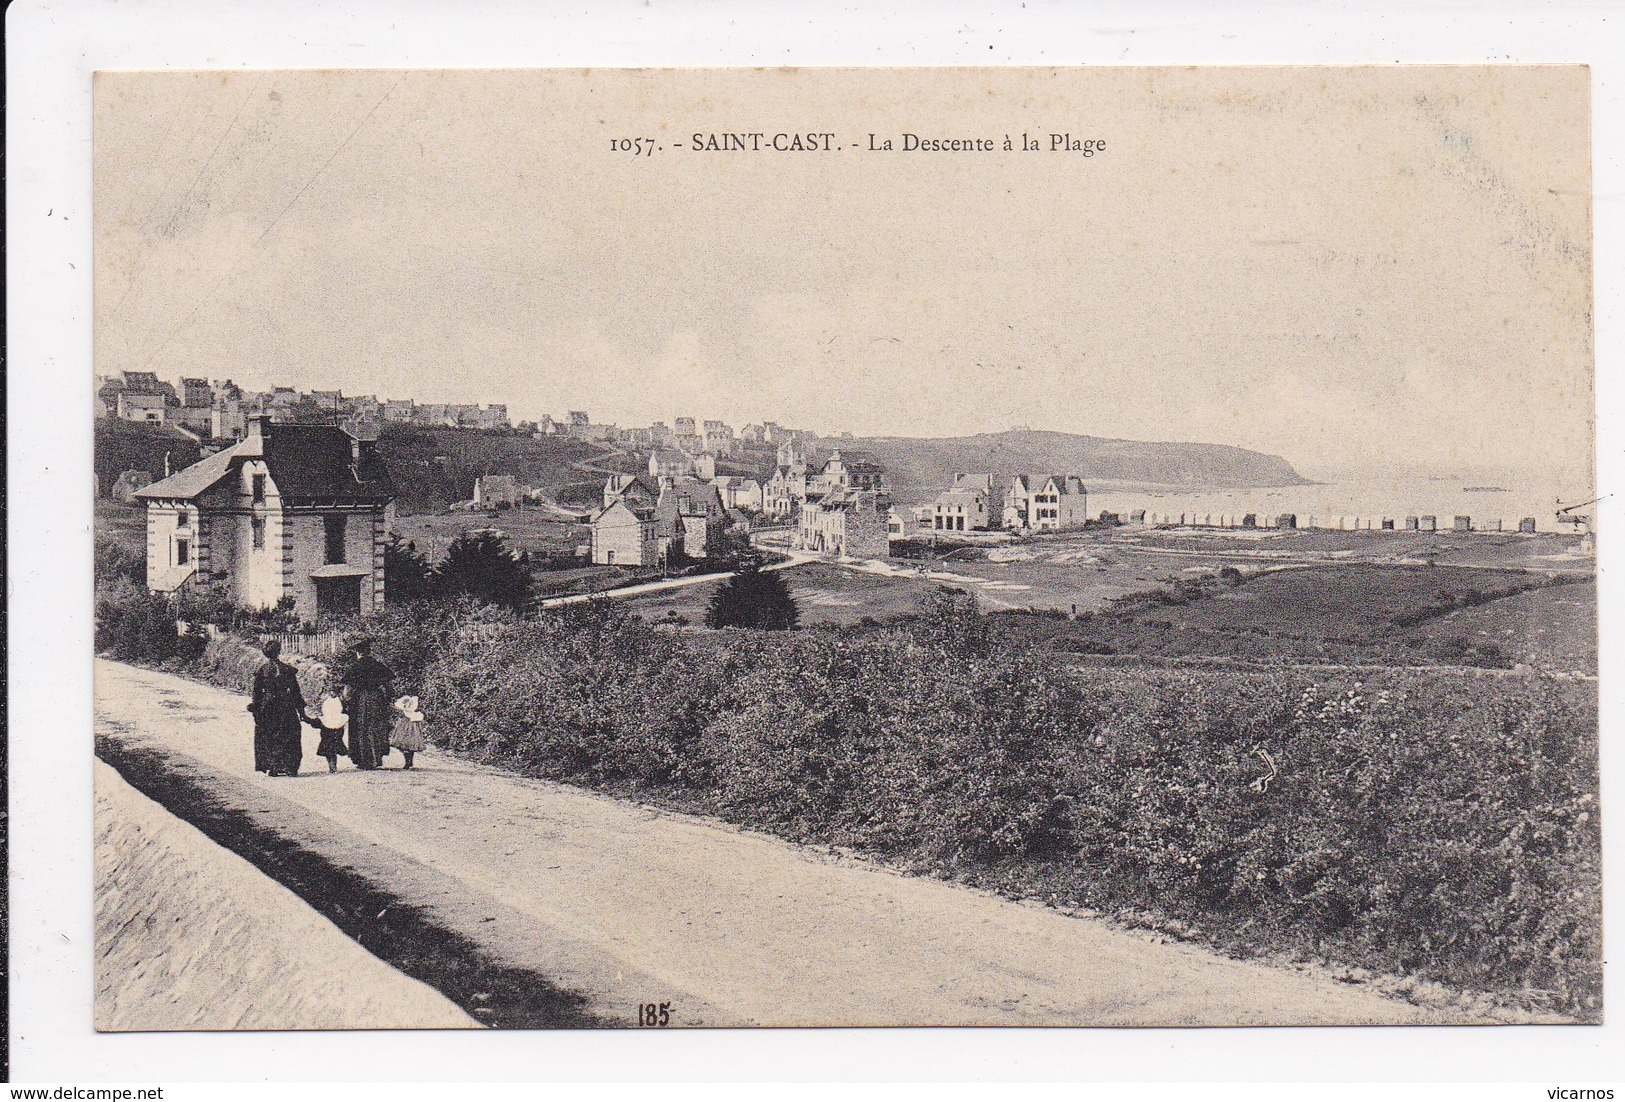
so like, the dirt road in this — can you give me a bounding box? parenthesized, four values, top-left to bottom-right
(96, 658, 1434, 1027)
(95, 760, 476, 1031)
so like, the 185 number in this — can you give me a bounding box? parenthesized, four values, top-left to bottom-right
(637, 1001, 672, 1027)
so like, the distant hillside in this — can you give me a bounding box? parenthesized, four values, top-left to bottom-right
(94, 419, 203, 496)
(378, 425, 601, 513)
(832, 430, 1309, 504)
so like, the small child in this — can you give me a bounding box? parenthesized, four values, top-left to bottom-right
(391, 695, 427, 770)
(315, 696, 349, 773)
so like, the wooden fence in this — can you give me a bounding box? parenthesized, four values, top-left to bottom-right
(264, 630, 345, 658)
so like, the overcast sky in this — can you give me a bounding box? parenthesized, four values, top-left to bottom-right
(95, 67, 1592, 486)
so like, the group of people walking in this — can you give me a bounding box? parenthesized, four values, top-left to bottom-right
(247, 638, 427, 778)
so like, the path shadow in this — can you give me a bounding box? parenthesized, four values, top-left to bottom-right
(97, 735, 603, 1030)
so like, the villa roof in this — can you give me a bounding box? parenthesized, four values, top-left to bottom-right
(136, 421, 393, 505)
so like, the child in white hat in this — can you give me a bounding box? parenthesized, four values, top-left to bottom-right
(315, 696, 349, 773)
(390, 695, 427, 770)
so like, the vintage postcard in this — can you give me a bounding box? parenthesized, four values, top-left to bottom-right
(91, 65, 1597, 1030)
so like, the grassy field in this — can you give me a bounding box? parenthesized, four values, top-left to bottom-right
(1409, 581, 1597, 672)
(392, 508, 590, 562)
(1118, 564, 1542, 637)
(620, 562, 928, 627)
(884, 527, 1590, 614)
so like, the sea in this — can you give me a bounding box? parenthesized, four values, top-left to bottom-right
(1082, 478, 1593, 534)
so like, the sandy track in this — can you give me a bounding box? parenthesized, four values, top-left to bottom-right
(96, 658, 1436, 1027)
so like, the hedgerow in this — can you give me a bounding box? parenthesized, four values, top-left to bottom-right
(351, 593, 1600, 1019)
(93, 581, 1599, 1016)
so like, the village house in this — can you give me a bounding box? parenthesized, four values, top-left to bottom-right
(383, 399, 416, 424)
(589, 497, 664, 567)
(931, 473, 1001, 532)
(117, 391, 169, 424)
(101, 370, 178, 421)
(134, 416, 394, 620)
(658, 476, 727, 558)
(712, 475, 763, 512)
(212, 381, 246, 441)
(703, 420, 735, 457)
(806, 450, 847, 497)
(473, 474, 524, 508)
(590, 473, 715, 566)
(603, 473, 661, 511)
(797, 488, 890, 559)
(168, 378, 215, 436)
(762, 462, 809, 520)
(649, 448, 694, 481)
(1005, 475, 1088, 531)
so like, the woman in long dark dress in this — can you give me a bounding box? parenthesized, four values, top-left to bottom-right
(248, 640, 317, 776)
(341, 639, 397, 770)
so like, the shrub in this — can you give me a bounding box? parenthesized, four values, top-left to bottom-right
(385, 533, 434, 603)
(389, 594, 1601, 1017)
(705, 562, 800, 630)
(432, 530, 532, 612)
(94, 535, 146, 587)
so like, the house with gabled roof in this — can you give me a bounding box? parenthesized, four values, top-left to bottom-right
(931, 473, 1000, 532)
(798, 488, 890, 560)
(603, 473, 661, 511)
(1005, 474, 1088, 531)
(589, 496, 665, 567)
(135, 415, 394, 620)
(656, 476, 726, 558)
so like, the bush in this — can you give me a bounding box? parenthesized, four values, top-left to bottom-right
(95, 535, 146, 587)
(385, 534, 434, 603)
(390, 595, 1601, 1017)
(705, 562, 800, 630)
(432, 530, 532, 612)
(95, 576, 1602, 1017)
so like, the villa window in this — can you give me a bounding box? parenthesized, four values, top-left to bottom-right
(252, 516, 266, 550)
(176, 539, 190, 566)
(251, 474, 266, 503)
(324, 515, 347, 564)
(176, 509, 189, 529)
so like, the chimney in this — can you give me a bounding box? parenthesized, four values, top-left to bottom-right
(247, 414, 269, 440)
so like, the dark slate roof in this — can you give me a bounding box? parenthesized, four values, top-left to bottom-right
(135, 440, 244, 500)
(136, 422, 393, 505)
(258, 423, 393, 504)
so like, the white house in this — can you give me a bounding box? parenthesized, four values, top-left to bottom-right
(135, 416, 394, 620)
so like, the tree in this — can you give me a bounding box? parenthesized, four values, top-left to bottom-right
(705, 560, 799, 630)
(385, 533, 434, 604)
(432, 530, 532, 613)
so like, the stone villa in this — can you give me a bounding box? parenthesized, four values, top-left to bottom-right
(135, 416, 394, 620)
